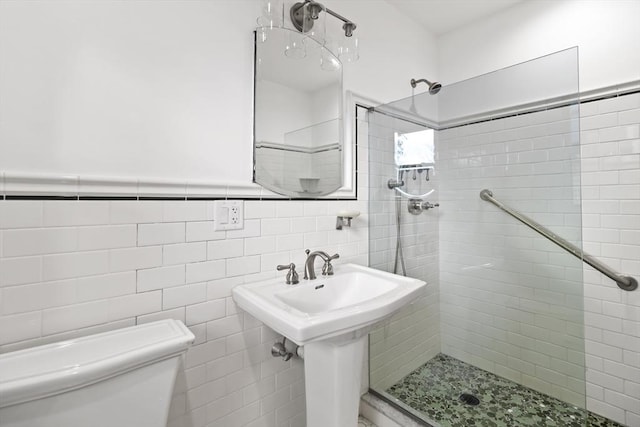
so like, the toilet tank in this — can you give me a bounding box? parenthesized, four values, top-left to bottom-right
(0, 319, 195, 427)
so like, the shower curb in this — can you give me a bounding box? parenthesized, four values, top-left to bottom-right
(360, 393, 434, 427)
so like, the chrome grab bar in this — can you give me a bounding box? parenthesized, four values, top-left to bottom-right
(479, 189, 637, 292)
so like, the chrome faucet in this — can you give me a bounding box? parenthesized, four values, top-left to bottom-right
(304, 249, 339, 280)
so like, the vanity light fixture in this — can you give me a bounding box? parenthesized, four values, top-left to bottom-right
(257, 0, 359, 64)
(336, 210, 360, 230)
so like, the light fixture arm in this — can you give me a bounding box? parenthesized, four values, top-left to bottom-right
(290, 1, 357, 36)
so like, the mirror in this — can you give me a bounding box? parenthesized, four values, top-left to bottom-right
(253, 27, 343, 198)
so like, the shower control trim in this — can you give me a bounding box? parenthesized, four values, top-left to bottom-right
(408, 198, 439, 215)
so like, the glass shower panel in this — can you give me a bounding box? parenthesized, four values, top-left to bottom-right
(368, 48, 585, 426)
(368, 111, 440, 393)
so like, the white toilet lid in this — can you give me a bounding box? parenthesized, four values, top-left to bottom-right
(0, 319, 194, 408)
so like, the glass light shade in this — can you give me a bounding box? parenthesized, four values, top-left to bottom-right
(285, 30, 306, 59)
(256, 0, 283, 42)
(320, 40, 341, 72)
(339, 35, 359, 63)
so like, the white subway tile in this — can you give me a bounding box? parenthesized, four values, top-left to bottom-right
(604, 389, 640, 413)
(1, 279, 76, 314)
(276, 201, 304, 218)
(109, 201, 163, 225)
(619, 169, 640, 184)
(207, 239, 244, 260)
(162, 282, 207, 309)
(77, 225, 136, 251)
(42, 300, 109, 335)
(226, 219, 261, 239)
(226, 256, 260, 278)
(290, 217, 316, 233)
(0, 311, 41, 344)
(186, 260, 225, 284)
(226, 327, 261, 354)
(107, 291, 161, 321)
(163, 201, 207, 222)
(627, 411, 640, 427)
(581, 113, 618, 131)
(138, 222, 185, 246)
(0, 256, 42, 287)
(185, 299, 225, 326)
(163, 242, 207, 266)
(3, 227, 77, 257)
(207, 315, 244, 341)
(43, 201, 109, 226)
(206, 391, 245, 422)
(185, 339, 226, 369)
(585, 312, 624, 332)
(587, 369, 624, 392)
(303, 231, 328, 248)
(243, 236, 276, 256)
(207, 276, 243, 300)
(244, 201, 275, 219)
(137, 265, 185, 292)
(276, 234, 303, 252)
(109, 246, 162, 272)
(260, 219, 290, 236)
(0, 201, 43, 229)
(587, 398, 626, 423)
(137, 307, 186, 324)
(186, 221, 225, 242)
(599, 124, 640, 142)
(43, 251, 109, 281)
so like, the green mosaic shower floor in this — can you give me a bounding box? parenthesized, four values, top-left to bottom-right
(386, 354, 624, 427)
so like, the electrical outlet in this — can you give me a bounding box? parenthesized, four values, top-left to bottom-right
(213, 200, 244, 231)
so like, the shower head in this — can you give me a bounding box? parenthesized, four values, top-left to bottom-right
(410, 78, 441, 95)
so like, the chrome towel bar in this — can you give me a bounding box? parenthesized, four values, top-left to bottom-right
(480, 189, 637, 291)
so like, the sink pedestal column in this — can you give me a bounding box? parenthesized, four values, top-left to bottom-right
(303, 334, 367, 427)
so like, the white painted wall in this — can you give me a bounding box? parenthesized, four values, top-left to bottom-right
(0, 0, 436, 188)
(437, 0, 640, 91)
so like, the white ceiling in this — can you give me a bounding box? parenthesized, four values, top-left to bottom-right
(385, 0, 525, 36)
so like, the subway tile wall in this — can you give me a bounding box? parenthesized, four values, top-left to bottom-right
(437, 92, 639, 426)
(0, 196, 368, 427)
(579, 93, 640, 426)
(437, 104, 587, 408)
(367, 111, 441, 391)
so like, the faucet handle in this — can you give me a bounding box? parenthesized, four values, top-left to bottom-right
(322, 253, 339, 276)
(276, 263, 299, 285)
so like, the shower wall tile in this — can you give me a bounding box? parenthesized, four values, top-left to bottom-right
(580, 94, 640, 426)
(437, 93, 639, 425)
(0, 120, 369, 427)
(438, 104, 587, 408)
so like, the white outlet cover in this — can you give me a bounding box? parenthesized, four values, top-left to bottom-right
(214, 200, 244, 231)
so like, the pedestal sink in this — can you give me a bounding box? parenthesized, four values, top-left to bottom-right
(232, 263, 426, 427)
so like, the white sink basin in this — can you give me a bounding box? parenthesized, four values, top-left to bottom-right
(232, 263, 426, 345)
(233, 263, 426, 427)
